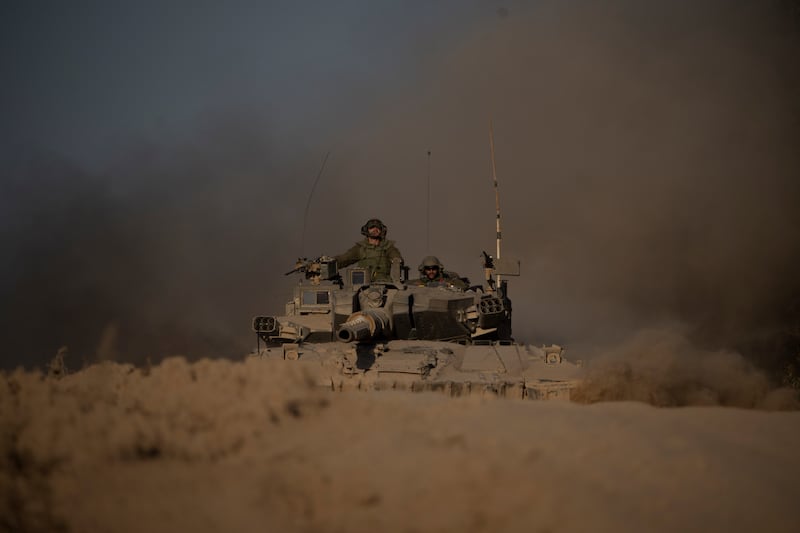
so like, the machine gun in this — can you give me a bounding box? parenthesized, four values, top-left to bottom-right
(481, 251, 496, 292)
(285, 256, 340, 285)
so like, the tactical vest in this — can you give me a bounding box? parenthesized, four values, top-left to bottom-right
(357, 239, 396, 281)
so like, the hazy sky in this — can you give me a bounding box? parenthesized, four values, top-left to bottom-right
(1, 1, 492, 164)
(1, 1, 798, 370)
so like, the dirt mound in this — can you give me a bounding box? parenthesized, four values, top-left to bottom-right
(2, 356, 799, 533)
(0, 357, 327, 531)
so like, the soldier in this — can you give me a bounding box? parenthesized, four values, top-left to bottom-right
(334, 218, 403, 282)
(414, 255, 468, 290)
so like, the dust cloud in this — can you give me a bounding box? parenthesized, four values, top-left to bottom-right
(3, 358, 800, 532)
(328, 0, 800, 381)
(571, 325, 799, 409)
(0, 113, 331, 368)
(3, 4, 800, 531)
(1, 1, 799, 389)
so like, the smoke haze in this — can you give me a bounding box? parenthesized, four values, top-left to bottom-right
(1, 1, 798, 379)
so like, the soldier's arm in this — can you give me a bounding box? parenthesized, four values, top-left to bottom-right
(452, 278, 468, 290)
(444, 271, 468, 290)
(388, 244, 403, 262)
(334, 244, 361, 268)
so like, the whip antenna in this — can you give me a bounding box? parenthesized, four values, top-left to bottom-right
(426, 150, 431, 253)
(489, 121, 502, 284)
(300, 151, 330, 257)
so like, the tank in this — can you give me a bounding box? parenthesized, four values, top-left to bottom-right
(250, 255, 583, 399)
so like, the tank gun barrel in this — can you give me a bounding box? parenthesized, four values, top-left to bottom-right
(337, 309, 391, 343)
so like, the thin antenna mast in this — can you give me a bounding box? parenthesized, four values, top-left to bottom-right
(489, 121, 502, 285)
(300, 151, 330, 257)
(426, 150, 431, 253)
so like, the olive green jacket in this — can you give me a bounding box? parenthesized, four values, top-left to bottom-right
(334, 239, 403, 282)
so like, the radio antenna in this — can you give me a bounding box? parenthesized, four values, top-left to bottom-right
(489, 121, 502, 285)
(426, 149, 432, 253)
(300, 151, 330, 257)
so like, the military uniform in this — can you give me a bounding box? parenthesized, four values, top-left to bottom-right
(413, 255, 468, 290)
(413, 270, 468, 290)
(334, 238, 403, 282)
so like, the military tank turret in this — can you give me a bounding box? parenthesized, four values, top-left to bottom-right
(251, 254, 583, 400)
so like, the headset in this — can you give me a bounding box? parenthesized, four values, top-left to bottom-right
(360, 218, 387, 238)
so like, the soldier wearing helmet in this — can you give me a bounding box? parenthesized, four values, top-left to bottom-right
(414, 255, 468, 290)
(334, 218, 403, 282)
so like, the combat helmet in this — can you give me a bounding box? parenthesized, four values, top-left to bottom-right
(418, 255, 444, 274)
(361, 218, 387, 239)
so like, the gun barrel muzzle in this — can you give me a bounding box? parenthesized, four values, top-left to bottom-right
(336, 309, 391, 343)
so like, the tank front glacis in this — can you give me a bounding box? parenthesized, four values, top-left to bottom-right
(250, 256, 582, 400)
(253, 258, 511, 346)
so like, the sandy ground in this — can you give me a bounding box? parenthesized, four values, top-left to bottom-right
(3, 356, 800, 533)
